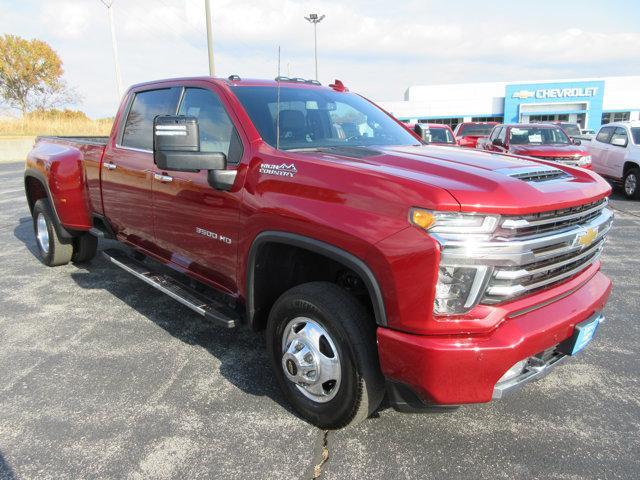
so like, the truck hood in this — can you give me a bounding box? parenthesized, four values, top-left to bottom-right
(300, 145, 610, 215)
(508, 144, 588, 158)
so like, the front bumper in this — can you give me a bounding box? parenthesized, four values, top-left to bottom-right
(377, 269, 611, 405)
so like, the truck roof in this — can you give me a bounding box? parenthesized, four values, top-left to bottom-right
(127, 76, 333, 92)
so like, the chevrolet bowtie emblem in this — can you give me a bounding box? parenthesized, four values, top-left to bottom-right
(577, 227, 597, 247)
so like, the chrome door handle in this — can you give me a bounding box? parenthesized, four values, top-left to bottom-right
(103, 162, 117, 170)
(153, 173, 173, 183)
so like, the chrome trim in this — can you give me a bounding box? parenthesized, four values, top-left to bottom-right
(153, 173, 173, 183)
(492, 354, 568, 399)
(494, 240, 604, 280)
(485, 249, 602, 297)
(103, 162, 117, 170)
(492, 312, 604, 399)
(501, 199, 608, 230)
(114, 144, 153, 154)
(436, 208, 612, 267)
(105, 253, 208, 317)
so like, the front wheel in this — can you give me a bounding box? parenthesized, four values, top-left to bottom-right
(266, 282, 384, 429)
(623, 168, 640, 199)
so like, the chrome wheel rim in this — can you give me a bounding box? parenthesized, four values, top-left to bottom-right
(281, 317, 341, 403)
(625, 173, 637, 196)
(36, 213, 50, 254)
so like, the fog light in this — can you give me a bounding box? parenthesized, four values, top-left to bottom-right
(497, 359, 527, 383)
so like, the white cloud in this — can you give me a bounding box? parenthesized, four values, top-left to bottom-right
(1, 0, 639, 117)
(41, 1, 91, 39)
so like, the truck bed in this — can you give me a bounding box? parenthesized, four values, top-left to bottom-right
(35, 135, 109, 146)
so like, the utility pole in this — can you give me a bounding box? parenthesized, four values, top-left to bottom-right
(100, 0, 122, 98)
(205, 0, 215, 76)
(304, 13, 325, 81)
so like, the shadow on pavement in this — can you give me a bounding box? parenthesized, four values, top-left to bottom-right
(0, 451, 17, 480)
(12, 218, 301, 422)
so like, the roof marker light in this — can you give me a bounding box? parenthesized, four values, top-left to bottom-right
(329, 79, 348, 92)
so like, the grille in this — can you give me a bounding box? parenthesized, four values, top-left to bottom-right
(483, 238, 605, 303)
(436, 198, 613, 306)
(532, 155, 582, 165)
(498, 198, 608, 238)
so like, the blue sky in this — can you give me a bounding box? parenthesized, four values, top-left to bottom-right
(1, 0, 639, 117)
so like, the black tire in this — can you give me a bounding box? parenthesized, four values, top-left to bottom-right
(266, 282, 385, 429)
(623, 167, 640, 200)
(72, 233, 98, 263)
(32, 198, 73, 267)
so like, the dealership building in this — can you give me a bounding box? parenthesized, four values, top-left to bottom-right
(380, 76, 640, 132)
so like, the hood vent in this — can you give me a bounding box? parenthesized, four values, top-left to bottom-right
(498, 166, 571, 183)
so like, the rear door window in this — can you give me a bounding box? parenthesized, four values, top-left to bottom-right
(121, 88, 180, 150)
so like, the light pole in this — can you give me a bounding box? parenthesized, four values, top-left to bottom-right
(205, 0, 215, 76)
(99, 0, 123, 98)
(304, 13, 325, 81)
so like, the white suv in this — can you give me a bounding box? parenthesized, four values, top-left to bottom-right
(588, 121, 640, 199)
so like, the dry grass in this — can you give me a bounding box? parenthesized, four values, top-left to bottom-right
(0, 113, 113, 137)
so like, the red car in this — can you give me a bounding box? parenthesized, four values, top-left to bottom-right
(24, 76, 612, 428)
(477, 123, 592, 168)
(454, 121, 497, 148)
(408, 123, 458, 146)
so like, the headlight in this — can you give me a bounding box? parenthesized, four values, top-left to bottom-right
(434, 265, 491, 315)
(410, 209, 500, 234)
(577, 155, 591, 166)
(410, 208, 497, 315)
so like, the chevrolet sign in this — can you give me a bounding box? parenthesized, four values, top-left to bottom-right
(512, 87, 598, 100)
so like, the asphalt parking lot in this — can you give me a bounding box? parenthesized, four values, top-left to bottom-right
(1, 160, 639, 479)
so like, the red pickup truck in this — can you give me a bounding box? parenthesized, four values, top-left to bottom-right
(24, 76, 613, 429)
(453, 121, 497, 148)
(477, 123, 592, 168)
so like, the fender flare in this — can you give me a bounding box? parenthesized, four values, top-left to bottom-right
(24, 168, 74, 239)
(246, 231, 388, 328)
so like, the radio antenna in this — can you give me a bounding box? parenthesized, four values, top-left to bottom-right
(276, 46, 281, 150)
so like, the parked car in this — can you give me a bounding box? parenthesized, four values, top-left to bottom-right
(587, 121, 640, 198)
(453, 121, 497, 148)
(24, 75, 612, 429)
(410, 123, 457, 146)
(477, 123, 592, 168)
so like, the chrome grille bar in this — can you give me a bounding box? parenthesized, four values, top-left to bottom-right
(434, 200, 613, 306)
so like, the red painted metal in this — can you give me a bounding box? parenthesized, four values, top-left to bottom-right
(377, 269, 611, 404)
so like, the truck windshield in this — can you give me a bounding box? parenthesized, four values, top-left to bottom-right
(509, 127, 570, 145)
(459, 124, 494, 136)
(232, 86, 420, 150)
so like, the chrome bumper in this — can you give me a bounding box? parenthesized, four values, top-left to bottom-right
(492, 311, 605, 399)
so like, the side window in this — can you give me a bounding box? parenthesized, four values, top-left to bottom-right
(178, 88, 241, 163)
(122, 88, 180, 150)
(595, 126, 615, 144)
(489, 127, 501, 141)
(610, 127, 628, 147)
(498, 127, 507, 143)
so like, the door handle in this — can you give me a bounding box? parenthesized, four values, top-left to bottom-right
(103, 162, 117, 170)
(153, 173, 173, 183)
